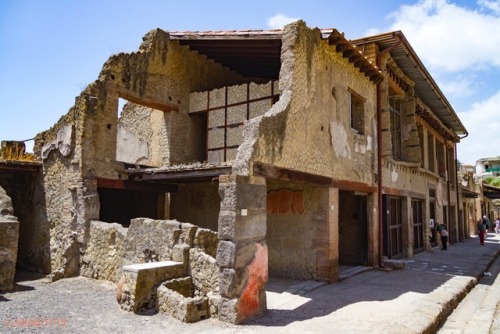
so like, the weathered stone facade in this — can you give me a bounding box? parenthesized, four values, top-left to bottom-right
(23, 19, 467, 325)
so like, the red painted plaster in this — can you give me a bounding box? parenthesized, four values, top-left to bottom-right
(238, 243, 268, 320)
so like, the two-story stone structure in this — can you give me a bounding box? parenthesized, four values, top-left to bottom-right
(0, 21, 467, 323)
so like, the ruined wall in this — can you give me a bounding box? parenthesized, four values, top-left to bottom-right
(0, 172, 49, 273)
(33, 28, 245, 276)
(80, 221, 128, 282)
(170, 182, 220, 232)
(0, 186, 18, 290)
(235, 21, 377, 185)
(106, 30, 246, 167)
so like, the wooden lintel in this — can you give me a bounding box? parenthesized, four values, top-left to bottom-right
(331, 179, 377, 193)
(96, 177, 178, 192)
(253, 162, 332, 186)
(128, 166, 232, 182)
(108, 84, 179, 112)
(382, 186, 426, 199)
(0, 161, 42, 173)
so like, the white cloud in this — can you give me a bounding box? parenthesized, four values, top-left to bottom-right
(457, 90, 500, 164)
(436, 73, 476, 98)
(478, 0, 500, 15)
(267, 14, 301, 29)
(387, 0, 500, 72)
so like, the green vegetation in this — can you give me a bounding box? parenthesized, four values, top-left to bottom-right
(484, 176, 500, 187)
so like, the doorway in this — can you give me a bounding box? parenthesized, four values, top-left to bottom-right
(339, 191, 368, 266)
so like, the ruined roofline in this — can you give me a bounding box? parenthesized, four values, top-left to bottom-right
(351, 30, 468, 137)
(167, 25, 382, 84)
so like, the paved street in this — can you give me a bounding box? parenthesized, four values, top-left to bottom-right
(1, 233, 499, 334)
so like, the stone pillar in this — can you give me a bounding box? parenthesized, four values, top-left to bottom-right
(368, 193, 379, 266)
(216, 175, 267, 324)
(402, 196, 413, 257)
(314, 187, 339, 282)
(0, 186, 19, 291)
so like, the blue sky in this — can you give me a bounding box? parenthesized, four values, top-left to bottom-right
(1, 0, 499, 165)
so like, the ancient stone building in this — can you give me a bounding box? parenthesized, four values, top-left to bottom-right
(351, 32, 468, 255)
(0, 20, 468, 323)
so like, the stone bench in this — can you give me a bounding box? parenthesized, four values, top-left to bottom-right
(119, 261, 186, 313)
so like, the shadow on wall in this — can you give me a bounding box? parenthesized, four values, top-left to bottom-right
(0, 170, 51, 280)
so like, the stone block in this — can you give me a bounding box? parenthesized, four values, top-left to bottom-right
(179, 223, 197, 246)
(172, 243, 190, 264)
(383, 259, 406, 270)
(193, 228, 218, 258)
(157, 285, 209, 323)
(120, 261, 185, 313)
(124, 218, 182, 264)
(80, 221, 127, 282)
(218, 297, 239, 324)
(163, 277, 193, 298)
(0, 221, 19, 291)
(219, 267, 248, 298)
(216, 240, 236, 268)
(189, 248, 219, 296)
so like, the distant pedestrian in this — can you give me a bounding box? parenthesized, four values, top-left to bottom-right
(482, 215, 490, 233)
(495, 217, 500, 234)
(437, 223, 448, 250)
(478, 218, 487, 246)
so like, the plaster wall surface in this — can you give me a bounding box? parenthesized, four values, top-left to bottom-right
(33, 28, 245, 275)
(266, 182, 320, 279)
(170, 182, 220, 232)
(234, 22, 376, 185)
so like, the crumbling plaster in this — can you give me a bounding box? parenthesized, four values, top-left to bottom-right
(234, 21, 377, 185)
(33, 28, 247, 276)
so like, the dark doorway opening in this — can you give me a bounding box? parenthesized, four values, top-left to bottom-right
(98, 188, 161, 227)
(383, 195, 403, 259)
(339, 191, 368, 266)
(412, 199, 424, 254)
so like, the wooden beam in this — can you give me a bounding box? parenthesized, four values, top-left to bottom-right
(96, 177, 178, 192)
(128, 166, 232, 182)
(0, 160, 41, 173)
(253, 162, 332, 186)
(331, 179, 377, 193)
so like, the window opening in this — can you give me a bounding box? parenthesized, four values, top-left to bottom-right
(349, 89, 365, 134)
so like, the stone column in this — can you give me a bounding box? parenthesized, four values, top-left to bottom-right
(314, 187, 339, 282)
(216, 175, 267, 324)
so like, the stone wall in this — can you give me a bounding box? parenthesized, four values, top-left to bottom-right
(266, 183, 317, 279)
(0, 171, 49, 273)
(234, 21, 377, 186)
(170, 182, 220, 232)
(80, 221, 128, 282)
(33, 28, 246, 277)
(0, 186, 19, 291)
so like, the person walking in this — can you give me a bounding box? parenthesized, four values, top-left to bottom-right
(478, 218, 487, 245)
(495, 217, 500, 234)
(437, 223, 448, 250)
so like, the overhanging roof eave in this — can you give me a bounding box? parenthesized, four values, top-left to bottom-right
(351, 31, 468, 136)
